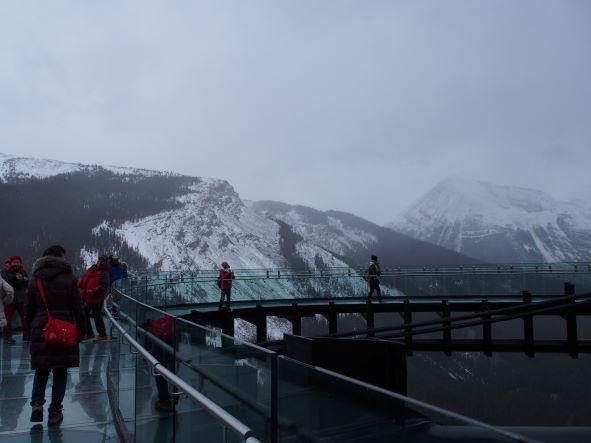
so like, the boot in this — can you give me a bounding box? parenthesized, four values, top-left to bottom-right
(30, 406, 43, 423)
(48, 411, 63, 426)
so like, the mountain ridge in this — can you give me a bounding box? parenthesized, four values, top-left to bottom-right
(389, 176, 591, 263)
(0, 153, 479, 271)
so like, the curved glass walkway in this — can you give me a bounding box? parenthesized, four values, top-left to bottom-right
(5, 263, 583, 441)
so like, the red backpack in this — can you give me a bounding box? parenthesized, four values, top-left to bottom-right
(146, 315, 174, 342)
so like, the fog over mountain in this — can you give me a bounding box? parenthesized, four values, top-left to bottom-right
(389, 176, 591, 263)
(1, 1, 589, 223)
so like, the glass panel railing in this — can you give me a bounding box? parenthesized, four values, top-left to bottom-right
(276, 356, 524, 442)
(134, 302, 176, 442)
(115, 268, 591, 309)
(110, 286, 534, 442)
(174, 317, 276, 441)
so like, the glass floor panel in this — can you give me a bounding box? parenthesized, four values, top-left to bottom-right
(0, 332, 121, 442)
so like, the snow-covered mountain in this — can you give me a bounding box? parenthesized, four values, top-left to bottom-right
(249, 200, 478, 267)
(0, 152, 176, 183)
(389, 177, 591, 263)
(0, 152, 478, 281)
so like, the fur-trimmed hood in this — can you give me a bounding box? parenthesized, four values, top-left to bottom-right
(32, 256, 74, 280)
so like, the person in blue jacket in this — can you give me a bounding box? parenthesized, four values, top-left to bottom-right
(108, 255, 128, 285)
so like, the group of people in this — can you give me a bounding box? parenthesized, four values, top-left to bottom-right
(0, 246, 128, 427)
(0, 247, 380, 427)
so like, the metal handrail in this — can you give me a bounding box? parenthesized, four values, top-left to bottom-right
(104, 306, 261, 443)
(117, 267, 591, 288)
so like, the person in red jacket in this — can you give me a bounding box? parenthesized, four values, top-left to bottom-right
(78, 256, 110, 340)
(218, 261, 235, 309)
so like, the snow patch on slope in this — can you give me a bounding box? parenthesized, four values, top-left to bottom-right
(0, 154, 85, 181)
(0, 152, 180, 182)
(105, 179, 286, 270)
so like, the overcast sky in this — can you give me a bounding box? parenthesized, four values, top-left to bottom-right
(1, 1, 590, 224)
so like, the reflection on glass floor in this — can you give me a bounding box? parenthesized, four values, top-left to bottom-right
(0, 332, 120, 442)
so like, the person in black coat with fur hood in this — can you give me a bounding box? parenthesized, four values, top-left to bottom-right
(25, 245, 85, 426)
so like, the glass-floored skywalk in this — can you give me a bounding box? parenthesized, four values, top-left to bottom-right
(0, 310, 531, 443)
(7, 263, 587, 442)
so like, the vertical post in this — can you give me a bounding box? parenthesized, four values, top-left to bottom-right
(522, 291, 534, 357)
(365, 300, 375, 337)
(290, 302, 301, 336)
(564, 283, 578, 358)
(221, 309, 234, 338)
(328, 301, 337, 335)
(270, 355, 278, 443)
(256, 304, 267, 343)
(403, 300, 413, 355)
(481, 300, 492, 357)
(442, 300, 451, 356)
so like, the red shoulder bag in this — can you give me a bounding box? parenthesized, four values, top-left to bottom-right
(37, 278, 78, 349)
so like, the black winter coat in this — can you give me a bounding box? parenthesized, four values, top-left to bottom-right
(367, 261, 381, 281)
(26, 256, 86, 370)
(1, 267, 29, 304)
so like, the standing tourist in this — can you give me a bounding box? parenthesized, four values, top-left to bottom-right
(26, 245, 85, 426)
(1, 256, 30, 343)
(0, 275, 14, 329)
(108, 254, 127, 286)
(218, 261, 235, 309)
(78, 256, 110, 340)
(366, 255, 382, 302)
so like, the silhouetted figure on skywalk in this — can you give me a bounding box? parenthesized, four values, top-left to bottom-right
(366, 255, 382, 302)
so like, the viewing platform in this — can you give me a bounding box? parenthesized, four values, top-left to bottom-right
(1, 263, 591, 442)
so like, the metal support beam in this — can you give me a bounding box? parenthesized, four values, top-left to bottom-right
(565, 282, 578, 358)
(289, 302, 302, 336)
(522, 291, 534, 357)
(365, 301, 375, 337)
(442, 300, 451, 356)
(328, 301, 338, 335)
(481, 300, 492, 357)
(256, 304, 267, 343)
(403, 300, 413, 356)
(221, 309, 234, 337)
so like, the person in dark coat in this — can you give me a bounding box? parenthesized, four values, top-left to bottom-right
(218, 261, 235, 308)
(25, 245, 85, 426)
(1, 255, 30, 343)
(108, 254, 127, 285)
(366, 255, 382, 302)
(78, 256, 110, 340)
